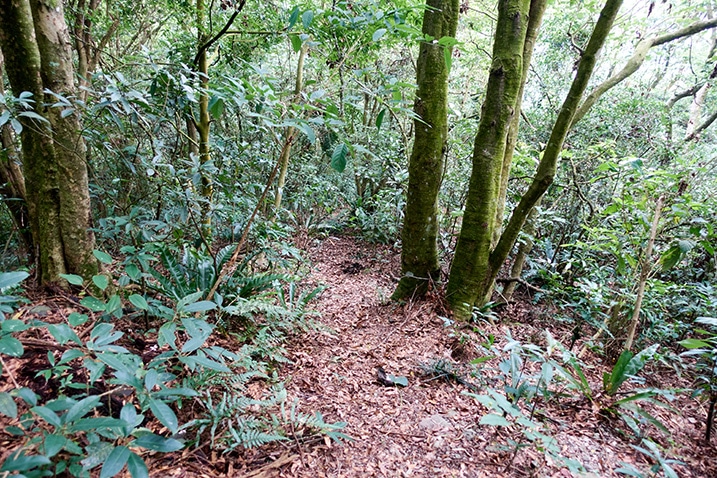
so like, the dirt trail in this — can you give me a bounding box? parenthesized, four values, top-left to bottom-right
(253, 236, 715, 478)
(279, 236, 489, 477)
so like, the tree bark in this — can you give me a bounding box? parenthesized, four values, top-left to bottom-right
(493, 0, 548, 247)
(0, 50, 33, 251)
(448, 0, 624, 319)
(274, 43, 307, 213)
(0, 0, 97, 284)
(30, 0, 97, 279)
(392, 0, 459, 299)
(624, 195, 663, 352)
(446, 0, 531, 318)
(196, 0, 213, 239)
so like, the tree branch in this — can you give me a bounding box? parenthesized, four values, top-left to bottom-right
(192, 0, 247, 67)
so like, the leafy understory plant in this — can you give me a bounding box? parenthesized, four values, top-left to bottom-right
(678, 316, 717, 442)
(601, 344, 676, 438)
(615, 438, 684, 478)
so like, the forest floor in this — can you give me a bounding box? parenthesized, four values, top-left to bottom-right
(223, 235, 717, 478)
(2, 235, 717, 477)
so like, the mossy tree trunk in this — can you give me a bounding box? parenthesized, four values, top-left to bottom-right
(448, 0, 624, 320)
(0, 0, 97, 284)
(392, 0, 459, 299)
(446, 0, 531, 317)
(493, 0, 547, 247)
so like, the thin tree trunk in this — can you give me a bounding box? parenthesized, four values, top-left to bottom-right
(0, 50, 32, 252)
(624, 195, 663, 352)
(502, 199, 539, 302)
(392, 0, 459, 299)
(196, 0, 213, 239)
(493, 0, 548, 247)
(446, 0, 531, 318)
(572, 17, 717, 127)
(274, 43, 308, 213)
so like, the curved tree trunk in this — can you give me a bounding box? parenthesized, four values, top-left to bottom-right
(393, 0, 459, 299)
(446, 0, 531, 318)
(448, 0, 624, 319)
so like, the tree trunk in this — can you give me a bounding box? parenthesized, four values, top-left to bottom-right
(448, 0, 624, 319)
(392, 0, 459, 299)
(196, 0, 213, 240)
(0, 51, 33, 252)
(446, 0, 531, 318)
(274, 43, 308, 213)
(0, 0, 97, 284)
(493, 0, 548, 247)
(30, 0, 98, 279)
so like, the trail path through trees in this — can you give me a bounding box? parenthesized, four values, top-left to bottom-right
(263, 236, 712, 477)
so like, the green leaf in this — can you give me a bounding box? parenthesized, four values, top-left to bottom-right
(0, 336, 23, 357)
(0, 451, 52, 472)
(92, 274, 110, 291)
(18, 111, 49, 123)
(301, 10, 314, 29)
(65, 395, 101, 423)
(106, 295, 122, 315)
(100, 445, 130, 478)
(660, 245, 682, 271)
(372, 28, 387, 42)
(47, 324, 81, 345)
(288, 6, 300, 29)
(331, 143, 348, 173)
(43, 433, 66, 458)
(208, 95, 224, 119)
(376, 109, 386, 131)
(16, 387, 38, 406)
(182, 300, 216, 313)
(127, 452, 149, 478)
(129, 294, 149, 310)
(294, 122, 316, 143)
(1, 319, 28, 333)
(480, 414, 511, 427)
(0, 271, 30, 290)
(443, 46, 452, 72)
(133, 434, 184, 452)
(59, 273, 84, 286)
(679, 338, 710, 349)
(179, 355, 231, 372)
(68, 312, 89, 326)
(68, 417, 128, 432)
(0, 392, 17, 418)
(93, 250, 113, 264)
(289, 34, 302, 53)
(31, 406, 62, 428)
(81, 296, 106, 312)
(149, 399, 178, 434)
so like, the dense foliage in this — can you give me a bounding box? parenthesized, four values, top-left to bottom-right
(1, 0, 716, 476)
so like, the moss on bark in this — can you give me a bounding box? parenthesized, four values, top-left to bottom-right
(446, 0, 530, 319)
(393, 0, 459, 300)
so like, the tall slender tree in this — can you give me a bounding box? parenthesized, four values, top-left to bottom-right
(392, 0, 459, 299)
(0, 0, 97, 284)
